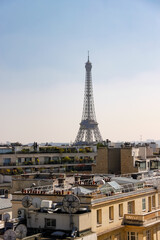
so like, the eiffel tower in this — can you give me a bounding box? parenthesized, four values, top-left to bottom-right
(75, 54, 103, 145)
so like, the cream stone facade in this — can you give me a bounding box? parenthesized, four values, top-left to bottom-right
(11, 180, 160, 240)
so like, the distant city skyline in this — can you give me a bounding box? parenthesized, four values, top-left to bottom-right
(1, 0, 160, 143)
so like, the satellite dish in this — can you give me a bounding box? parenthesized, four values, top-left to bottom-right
(62, 194, 80, 214)
(15, 224, 27, 239)
(3, 213, 10, 222)
(22, 195, 32, 208)
(4, 229, 16, 240)
(32, 197, 42, 208)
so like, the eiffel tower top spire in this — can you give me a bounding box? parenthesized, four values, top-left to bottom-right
(74, 56, 103, 145)
(85, 52, 92, 72)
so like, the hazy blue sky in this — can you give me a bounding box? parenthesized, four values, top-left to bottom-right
(1, 0, 160, 143)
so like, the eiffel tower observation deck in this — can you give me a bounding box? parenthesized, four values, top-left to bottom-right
(75, 54, 103, 145)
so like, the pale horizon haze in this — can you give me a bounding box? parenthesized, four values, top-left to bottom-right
(1, 0, 160, 144)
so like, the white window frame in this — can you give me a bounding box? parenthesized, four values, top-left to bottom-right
(97, 209, 102, 225)
(127, 232, 138, 240)
(109, 206, 114, 221)
(128, 201, 135, 214)
(152, 195, 156, 209)
(146, 230, 151, 240)
(142, 198, 146, 211)
(119, 203, 123, 218)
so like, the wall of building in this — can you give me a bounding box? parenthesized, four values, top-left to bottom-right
(12, 186, 160, 240)
(12, 193, 92, 218)
(11, 179, 53, 193)
(93, 147, 139, 175)
(27, 211, 91, 232)
(76, 233, 97, 240)
(149, 143, 159, 153)
(0, 152, 96, 167)
(92, 147, 139, 175)
(92, 147, 108, 174)
(91, 189, 160, 240)
(121, 148, 138, 174)
(108, 148, 121, 174)
(91, 193, 145, 234)
(146, 146, 153, 157)
(139, 147, 146, 159)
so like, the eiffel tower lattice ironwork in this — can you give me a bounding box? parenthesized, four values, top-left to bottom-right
(75, 55, 103, 145)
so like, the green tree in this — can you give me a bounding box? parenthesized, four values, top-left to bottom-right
(63, 156, 71, 162)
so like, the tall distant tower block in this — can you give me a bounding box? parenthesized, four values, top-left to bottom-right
(75, 54, 103, 145)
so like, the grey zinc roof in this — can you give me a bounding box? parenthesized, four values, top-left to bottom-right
(0, 198, 12, 210)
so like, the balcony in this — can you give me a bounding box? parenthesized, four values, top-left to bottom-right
(124, 209, 160, 226)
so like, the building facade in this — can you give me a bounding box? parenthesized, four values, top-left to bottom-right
(10, 175, 160, 240)
(0, 145, 97, 174)
(93, 143, 160, 176)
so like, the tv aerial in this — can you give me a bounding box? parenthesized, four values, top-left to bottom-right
(62, 194, 80, 214)
(3, 213, 10, 222)
(15, 224, 27, 239)
(22, 195, 32, 208)
(4, 229, 16, 240)
(32, 197, 42, 209)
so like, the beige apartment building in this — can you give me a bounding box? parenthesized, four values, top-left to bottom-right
(0, 145, 97, 174)
(1, 143, 159, 176)
(11, 175, 160, 240)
